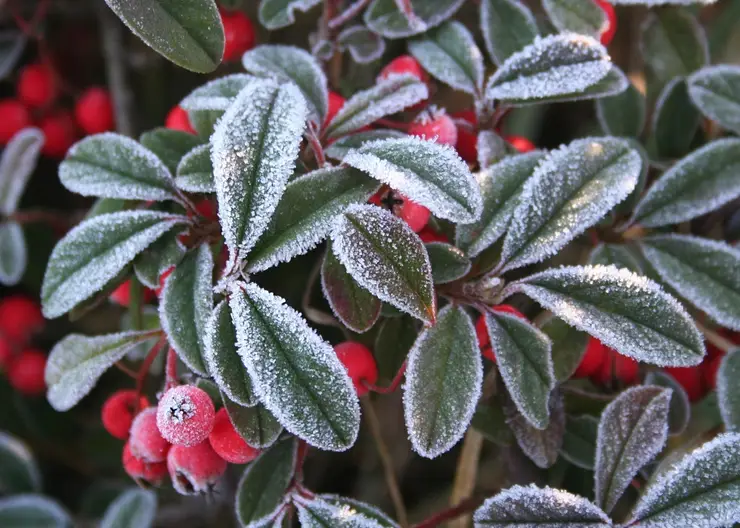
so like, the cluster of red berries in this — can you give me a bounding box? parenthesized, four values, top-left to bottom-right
(0, 295, 48, 396)
(102, 382, 259, 492)
(572, 337, 639, 385)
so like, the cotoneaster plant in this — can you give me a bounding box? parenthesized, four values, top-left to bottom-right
(0, 0, 736, 526)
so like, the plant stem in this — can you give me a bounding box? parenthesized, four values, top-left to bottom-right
(113, 361, 138, 379)
(448, 430, 484, 528)
(363, 362, 406, 394)
(412, 496, 484, 528)
(306, 124, 327, 168)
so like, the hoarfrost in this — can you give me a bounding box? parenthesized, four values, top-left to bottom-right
(180, 74, 256, 111)
(717, 349, 740, 432)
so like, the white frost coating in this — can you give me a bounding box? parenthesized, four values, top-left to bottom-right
(0, 495, 71, 526)
(344, 136, 482, 223)
(499, 137, 640, 272)
(363, 0, 464, 39)
(175, 144, 214, 193)
(0, 221, 26, 286)
(480, 0, 539, 67)
(295, 496, 388, 528)
(0, 432, 41, 492)
(59, 133, 177, 201)
(640, 234, 740, 331)
(100, 489, 156, 528)
(258, 0, 322, 30)
(718, 349, 740, 432)
(542, 0, 608, 38)
(688, 65, 740, 135)
(486, 33, 611, 102)
(337, 25, 387, 64)
(627, 433, 740, 527)
(594, 386, 671, 513)
(476, 130, 508, 170)
(325, 129, 407, 162)
(318, 494, 399, 528)
(403, 305, 482, 458)
(506, 390, 564, 468)
(0, 127, 44, 215)
(632, 138, 740, 228)
(473, 484, 611, 527)
(180, 74, 256, 111)
(513, 265, 705, 366)
(211, 79, 307, 255)
(229, 282, 360, 451)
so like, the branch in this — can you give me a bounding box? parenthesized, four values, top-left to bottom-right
(448, 430, 484, 528)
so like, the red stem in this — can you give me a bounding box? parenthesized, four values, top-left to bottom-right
(134, 335, 166, 407)
(412, 496, 484, 528)
(306, 124, 327, 168)
(294, 440, 310, 481)
(364, 362, 407, 394)
(165, 348, 178, 390)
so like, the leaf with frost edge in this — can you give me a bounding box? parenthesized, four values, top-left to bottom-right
(180, 74, 256, 112)
(0, 432, 41, 493)
(223, 394, 282, 449)
(337, 25, 386, 64)
(176, 144, 214, 193)
(100, 489, 156, 528)
(480, 0, 539, 67)
(688, 65, 740, 135)
(718, 349, 740, 432)
(0, 495, 71, 527)
(0, 127, 43, 215)
(505, 391, 565, 469)
(258, 0, 322, 30)
(0, 222, 26, 286)
(363, 0, 465, 39)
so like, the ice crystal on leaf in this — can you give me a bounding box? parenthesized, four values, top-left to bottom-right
(180, 74, 256, 112)
(718, 349, 740, 432)
(505, 392, 565, 469)
(175, 144, 214, 194)
(295, 495, 393, 528)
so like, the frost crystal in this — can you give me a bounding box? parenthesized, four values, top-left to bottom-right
(0, 127, 44, 216)
(505, 392, 564, 469)
(175, 144, 214, 194)
(688, 65, 740, 135)
(163, 393, 196, 424)
(258, 0, 322, 30)
(337, 25, 386, 64)
(295, 496, 390, 528)
(180, 74, 256, 111)
(717, 349, 740, 432)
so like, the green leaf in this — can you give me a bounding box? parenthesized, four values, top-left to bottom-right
(426, 242, 471, 284)
(512, 265, 705, 366)
(324, 130, 406, 161)
(223, 394, 282, 449)
(0, 127, 43, 215)
(247, 166, 377, 272)
(0, 30, 26, 81)
(133, 231, 185, 289)
(639, 234, 740, 331)
(456, 151, 546, 258)
(229, 282, 360, 451)
(480, 0, 539, 66)
(160, 244, 213, 376)
(560, 414, 598, 470)
(596, 81, 646, 137)
(60, 133, 178, 201)
(318, 495, 398, 528)
(653, 77, 701, 159)
(211, 79, 307, 255)
(258, 0, 322, 30)
(497, 137, 641, 272)
(364, 0, 465, 39)
(0, 221, 26, 286)
(325, 75, 428, 139)
(588, 243, 643, 273)
(139, 128, 202, 174)
(0, 433, 40, 494)
(242, 45, 328, 125)
(484, 310, 554, 429)
(541, 316, 588, 382)
(645, 370, 691, 436)
(204, 300, 257, 407)
(0, 495, 71, 528)
(330, 204, 436, 324)
(295, 495, 396, 528)
(473, 484, 611, 527)
(631, 138, 740, 227)
(337, 25, 386, 64)
(504, 392, 565, 468)
(104, 0, 224, 73)
(485, 33, 611, 104)
(321, 243, 381, 333)
(718, 348, 740, 432)
(100, 489, 156, 528)
(594, 386, 672, 513)
(374, 316, 417, 383)
(236, 439, 296, 525)
(627, 433, 740, 527)
(688, 65, 740, 135)
(408, 21, 484, 95)
(472, 401, 514, 446)
(343, 137, 482, 223)
(403, 305, 481, 458)
(476, 130, 511, 170)
(41, 211, 186, 318)
(175, 144, 214, 193)
(543, 0, 607, 38)
(45, 331, 156, 411)
(180, 74, 255, 112)
(86, 198, 129, 219)
(189, 109, 222, 138)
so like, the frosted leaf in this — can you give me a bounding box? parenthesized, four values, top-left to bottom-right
(594, 386, 671, 513)
(718, 349, 740, 431)
(480, 0, 539, 67)
(476, 130, 510, 170)
(139, 127, 203, 175)
(631, 138, 740, 228)
(645, 370, 691, 436)
(588, 243, 642, 273)
(0, 221, 26, 286)
(363, 0, 464, 39)
(541, 316, 588, 382)
(60, 133, 178, 202)
(318, 495, 397, 528)
(639, 234, 740, 331)
(160, 244, 213, 376)
(426, 242, 471, 284)
(485, 33, 611, 103)
(45, 331, 156, 411)
(236, 438, 296, 526)
(100, 489, 156, 528)
(175, 144, 214, 193)
(0, 432, 41, 494)
(652, 77, 701, 160)
(609, 0, 716, 3)
(180, 74, 256, 112)
(627, 433, 740, 527)
(408, 21, 484, 95)
(312, 37, 335, 61)
(330, 204, 436, 324)
(473, 484, 611, 527)
(0, 127, 43, 215)
(343, 136, 483, 223)
(511, 265, 705, 366)
(0, 31, 26, 81)
(543, 0, 607, 39)
(223, 394, 282, 448)
(133, 231, 185, 289)
(295, 496, 392, 528)
(511, 64, 627, 106)
(258, 0, 322, 30)
(688, 65, 740, 135)
(561, 414, 598, 470)
(595, 81, 646, 138)
(41, 211, 187, 318)
(505, 391, 565, 468)
(403, 305, 482, 458)
(374, 317, 417, 383)
(242, 45, 327, 125)
(0, 495, 71, 527)
(485, 311, 554, 429)
(321, 242, 382, 333)
(247, 166, 378, 272)
(456, 151, 546, 258)
(498, 137, 641, 273)
(325, 130, 407, 162)
(229, 282, 360, 451)
(188, 109, 222, 138)
(211, 79, 307, 255)
(337, 25, 386, 64)
(325, 75, 428, 139)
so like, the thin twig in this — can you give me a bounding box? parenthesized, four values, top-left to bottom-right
(696, 321, 737, 353)
(328, 0, 372, 29)
(113, 361, 138, 379)
(306, 124, 327, 168)
(448, 430, 484, 528)
(363, 362, 406, 394)
(413, 496, 484, 528)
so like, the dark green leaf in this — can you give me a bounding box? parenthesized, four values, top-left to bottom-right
(175, 144, 214, 193)
(0, 127, 43, 215)
(0, 433, 40, 494)
(588, 243, 643, 273)
(364, 0, 465, 39)
(426, 242, 471, 284)
(718, 348, 740, 432)
(258, 0, 322, 30)
(337, 25, 386, 64)
(596, 81, 646, 137)
(541, 316, 588, 382)
(139, 128, 202, 174)
(223, 395, 283, 449)
(645, 370, 691, 436)
(180, 74, 255, 112)
(0, 221, 26, 286)
(295, 496, 393, 528)
(472, 402, 514, 446)
(653, 77, 701, 159)
(543, 0, 607, 38)
(324, 130, 406, 161)
(0, 495, 71, 528)
(374, 316, 417, 383)
(318, 495, 398, 528)
(133, 231, 185, 289)
(505, 392, 565, 469)
(0, 31, 26, 80)
(480, 0, 539, 66)
(100, 489, 156, 528)
(560, 414, 598, 470)
(476, 130, 511, 170)
(688, 65, 740, 135)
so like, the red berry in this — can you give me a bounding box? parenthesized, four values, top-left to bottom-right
(334, 342, 378, 396)
(409, 108, 458, 147)
(74, 87, 115, 134)
(167, 441, 227, 495)
(130, 407, 171, 462)
(122, 442, 168, 485)
(109, 280, 155, 307)
(165, 106, 196, 134)
(573, 337, 608, 378)
(193, 199, 218, 222)
(665, 366, 705, 402)
(370, 189, 430, 232)
(324, 91, 345, 128)
(703, 355, 723, 391)
(102, 390, 149, 440)
(157, 385, 216, 446)
(506, 135, 536, 153)
(595, 0, 617, 46)
(592, 349, 638, 385)
(39, 111, 78, 158)
(208, 408, 260, 464)
(220, 9, 256, 62)
(0, 99, 32, 144)
(452, 110, 478, 164)
(379, 55, 428, 83)
(0, 295, 44, 346)
(8, 349, 47, 396)
(17, 63, 57, 109)
(418, 227, 449, 244)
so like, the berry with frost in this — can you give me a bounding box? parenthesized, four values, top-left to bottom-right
(379, 55, 428, 83)
(130, 407, 171, 462)
(592, 348, 639, 385)
(409, 107, 458, 146)
(157, 385, 216, 446)
(596, 0, 617, 46)
(101, 390, 149, 440)
(370, 189, 430, 233)
(167, 441, 227, 495)
(208, 408, 260, 464)
(123, 442, 167, 485)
